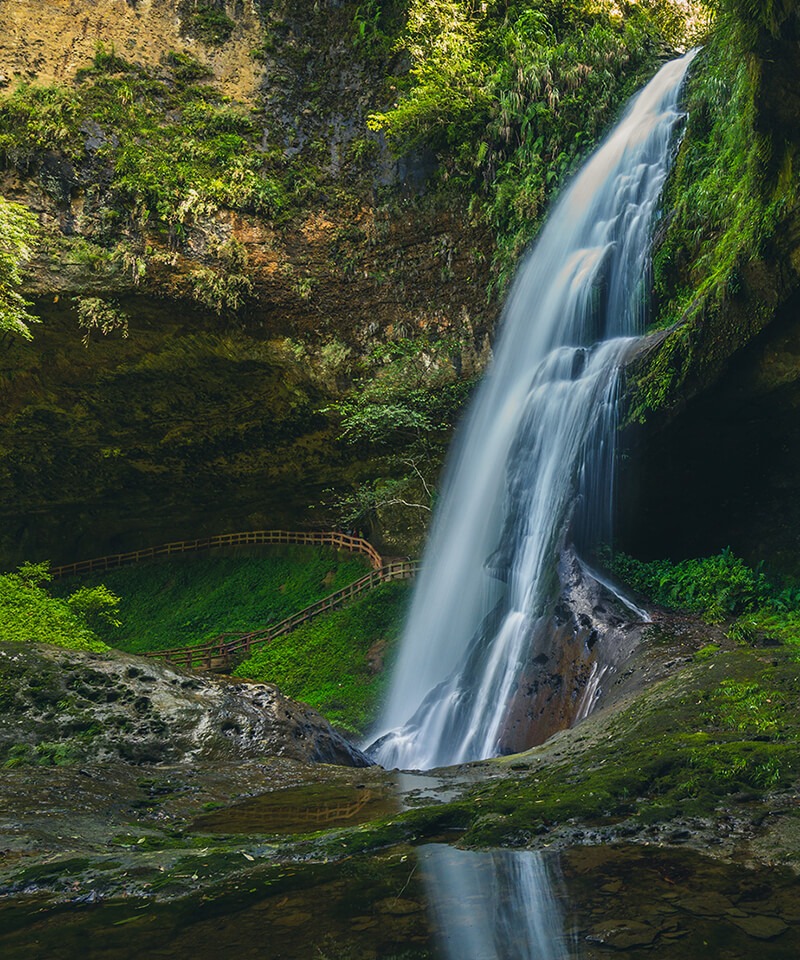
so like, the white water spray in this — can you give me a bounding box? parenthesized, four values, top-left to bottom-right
(369, 53, 697, 770)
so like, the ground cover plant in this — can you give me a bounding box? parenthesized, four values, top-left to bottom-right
(606, 547, 800, 644)
(0, 561, 113, 653)
(233, 581, 409, 738)
(56, 546, 374, 653)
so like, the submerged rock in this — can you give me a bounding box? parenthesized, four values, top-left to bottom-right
(0, 642, 371, 768)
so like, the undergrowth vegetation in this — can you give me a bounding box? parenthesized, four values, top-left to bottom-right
(0, 562, 114, 652)
(0, 45, 287, 243)
(369, 0, 705, 289)
(0, 194, 39, 338)
(233, 580, 409, 738)
(58, 547, 373, 653)
(606, 547, 800, 644)
(327, 336, 477, 533)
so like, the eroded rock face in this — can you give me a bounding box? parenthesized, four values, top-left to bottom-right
(497, 546, 651, 752)
(0, 642, 371, 767)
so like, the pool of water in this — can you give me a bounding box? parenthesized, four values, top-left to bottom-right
(2, 843, 799, 959)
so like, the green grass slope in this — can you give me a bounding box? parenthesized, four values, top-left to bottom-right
(233, 581, 410, 739)
(56, 546, 373, 653)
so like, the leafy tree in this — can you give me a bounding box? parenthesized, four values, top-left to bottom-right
(0, 195, 39, 339)
(328, 336, 475, 531)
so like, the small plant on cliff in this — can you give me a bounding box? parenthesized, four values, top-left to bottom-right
(73, 296, 130, 346)
(189, 238, 254, 315)
(0, 195, 39, 340)
(179, 1, 235, 46)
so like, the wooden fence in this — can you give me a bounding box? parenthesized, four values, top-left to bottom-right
(144, 559, 420, 670)
(50, 530, 384, 579)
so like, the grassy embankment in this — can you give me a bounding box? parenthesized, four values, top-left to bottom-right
(52, 546, 410, 738)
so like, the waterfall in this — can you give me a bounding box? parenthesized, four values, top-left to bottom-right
(369, 52, 698, 770)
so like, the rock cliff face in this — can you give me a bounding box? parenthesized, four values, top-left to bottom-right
(620, 7, 800, 574)
(0, 0, 264, 102)
(0, 0, 496, 563)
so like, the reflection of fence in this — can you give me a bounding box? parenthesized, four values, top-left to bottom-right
(145, 559, 420, 669)
(49, 529, 385, 579)
(235, 790, 376, 831)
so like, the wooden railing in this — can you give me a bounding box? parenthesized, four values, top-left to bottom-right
(144, 559, 420, 670)
(49, 530, 384, 579)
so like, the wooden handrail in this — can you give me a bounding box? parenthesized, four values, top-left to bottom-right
(49, 530, 384, 579)
(144, 559, 420, 668)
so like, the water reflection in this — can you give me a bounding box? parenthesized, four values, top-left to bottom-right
(190, 781, 398, 835)
(420, 845, 575, 960)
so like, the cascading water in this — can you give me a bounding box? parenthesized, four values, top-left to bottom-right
(369, 52, 697, 771)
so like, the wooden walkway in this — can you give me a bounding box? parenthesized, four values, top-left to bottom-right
(49, 529, 417, 670)
(50, 529, 384, 578)
(144, 558, 419, 670)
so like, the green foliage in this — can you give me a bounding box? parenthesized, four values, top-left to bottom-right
(332, 336, 473, 447)
(189, 238, 254, 315)
(607, 548, 800, 643)
(233, 581, 409, 738)
(352, 1, 391, 55)
(327, 336, 475, 528)
(73, 296, 130, 346)
(180, 1, 235, 46)
(58, 547, 374, 653)
(0, 58, 286, 241)
(0, 195, 39, 339)
(704, 678, 784, 735)
(166, 51, 213, 83)
(631, 1, 800, 420)
(0, 84, 82, 165)
(368, 0, 698, 289)
(4, 741, 80, 769)
(0, 563, 109, 652)
(606, 547, 772, 622)
(66, 585, 122, 632)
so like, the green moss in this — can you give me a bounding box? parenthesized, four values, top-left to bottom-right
(460, 648, 800, 846)
(234, 581, 410, 738)
(630, 6, 800, 421)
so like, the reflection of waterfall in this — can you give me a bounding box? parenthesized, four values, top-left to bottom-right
(421, 845, 573, 960)
(369, 52, 697, 771)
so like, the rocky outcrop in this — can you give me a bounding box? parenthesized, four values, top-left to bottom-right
(0, 641, 372, 766)
(619, 8, 800, 574)
(0, 0, 265, 103)
(498, 546, 654, 752)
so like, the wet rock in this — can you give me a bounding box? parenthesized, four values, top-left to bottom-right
(375, 897, 423, 916)
(729, 915, 789, 940)
(0, 643, 371, 768)
(675, 891, 735, 916)
(586, 919, 659, 949)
